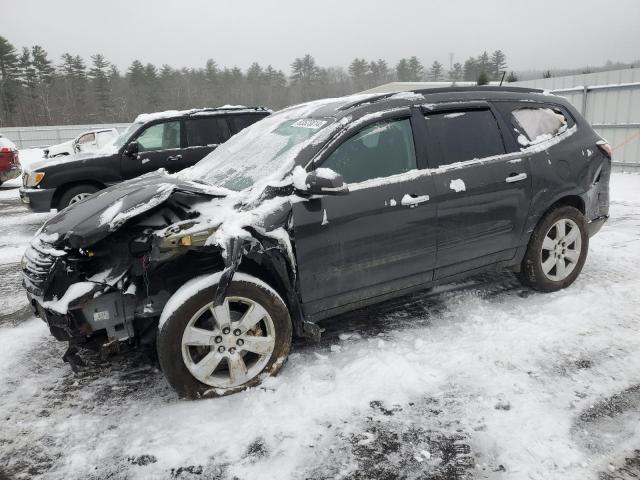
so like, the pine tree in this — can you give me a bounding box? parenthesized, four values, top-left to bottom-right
(30, 46, 54, 123)
(449, 62, 463, 82)
(90, 54, 112, 118)
(506, 71, 518, 83)
(407, 56, 424, 81)
(477, 70, 489, 85)
(478, 51, 490, 74)
(290, 54, 321, 101)
(395, 58, 411, 81)
(368, 59, 389, 88)
(17, 47, 38, 123)
(348, 58, 369, 91)
(0, 36, 20, 125)
(463, 57, 479, 81)
(490, 50, 507, 79)
(428, 61, 443, 81)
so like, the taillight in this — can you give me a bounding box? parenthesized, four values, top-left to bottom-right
(0, 149, 9, 170)
(0, 147, 18, 168)
(596, 140, 612, 160)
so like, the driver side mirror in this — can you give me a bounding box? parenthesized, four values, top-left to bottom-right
(124, 141, 139, 157)
(301, 168, 349, 196)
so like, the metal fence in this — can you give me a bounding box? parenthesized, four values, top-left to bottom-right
(513, 69, 640, 169)
(1, 123, 131, 149)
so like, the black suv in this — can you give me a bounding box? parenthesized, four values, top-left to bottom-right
(22, 87, 610, 399)
(19, 106, 270, 211)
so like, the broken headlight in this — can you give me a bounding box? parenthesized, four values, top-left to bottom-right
(157, 223, 217, 250)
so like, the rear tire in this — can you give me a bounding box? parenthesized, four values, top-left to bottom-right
(157, 275, 292, 399)
(517, 205, 589, 292)
(58, 184, 99, 210)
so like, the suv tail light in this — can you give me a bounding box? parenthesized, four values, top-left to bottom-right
(596, 140, 612, 160)
(0, 147, 16, 170)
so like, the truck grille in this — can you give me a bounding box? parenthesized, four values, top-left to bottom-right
(22, 238, 65, 296)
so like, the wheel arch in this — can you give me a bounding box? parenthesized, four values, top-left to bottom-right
(546, 194, 585, 215)
(238, 251, 306, 338)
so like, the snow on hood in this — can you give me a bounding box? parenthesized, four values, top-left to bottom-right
(23, 150, 110, 173)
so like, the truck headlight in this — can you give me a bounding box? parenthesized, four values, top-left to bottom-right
(25, 171, 45, 187)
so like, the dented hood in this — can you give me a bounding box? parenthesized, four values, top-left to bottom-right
(41, 171, 224, 249)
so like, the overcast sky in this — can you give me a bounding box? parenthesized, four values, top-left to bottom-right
(4, 0, 640, 74)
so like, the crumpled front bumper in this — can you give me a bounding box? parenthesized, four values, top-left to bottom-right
(27, 287, 138, 346)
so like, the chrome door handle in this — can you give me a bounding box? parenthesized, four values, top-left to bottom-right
(505, 172, 527, 183)
(167, 154, 183, 161)
(401, 193, 430, 206)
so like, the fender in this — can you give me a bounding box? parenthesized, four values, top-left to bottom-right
(212, 228, 318, 340)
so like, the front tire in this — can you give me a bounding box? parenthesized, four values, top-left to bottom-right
(518, 205, 589, 292)
(157, 275, 292, 399)
(58, 184, 99, 210)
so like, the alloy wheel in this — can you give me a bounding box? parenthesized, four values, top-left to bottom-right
(540, 218, 582, 281)
(181, 296, 276, 388)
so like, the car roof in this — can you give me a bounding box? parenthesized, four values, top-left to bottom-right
(133, 106, 271, 124)
(301, 86, 568, 123)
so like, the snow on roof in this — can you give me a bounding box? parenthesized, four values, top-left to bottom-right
(134, 106, 268, 123)
(359, 81, 485, 94)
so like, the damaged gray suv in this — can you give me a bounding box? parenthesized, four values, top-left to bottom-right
(23, 87, 611, 398)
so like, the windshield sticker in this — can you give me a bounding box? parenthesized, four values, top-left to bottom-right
(291, 119, 327, 129)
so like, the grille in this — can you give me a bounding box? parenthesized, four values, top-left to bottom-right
(22, 238, 65, 296)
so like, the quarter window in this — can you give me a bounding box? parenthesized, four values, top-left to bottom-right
(136, 121, 181, 152)
(321, 118, 417, 184)
(185, 117, 231, 147)
(229, 114, 263, 134)
(425, 109, 505, 167)
(512, 107, 568, 144)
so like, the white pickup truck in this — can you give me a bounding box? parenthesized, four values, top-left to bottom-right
(44, 128, 119, 158)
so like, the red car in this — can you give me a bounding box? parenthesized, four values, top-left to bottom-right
(0, 135, 20, 186)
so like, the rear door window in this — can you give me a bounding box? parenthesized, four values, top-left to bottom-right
(511, 107, 568, 145)
(321, 118, 417, 184)
(185, 117, 231, 147)
(424, 109, 506, 167)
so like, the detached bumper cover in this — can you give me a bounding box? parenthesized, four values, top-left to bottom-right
(586, 215, 608, 237)
(19, 187, 55, 211)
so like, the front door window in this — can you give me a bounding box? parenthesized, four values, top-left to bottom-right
(321, 118, 417, 184)
(136, 121, 181, 152)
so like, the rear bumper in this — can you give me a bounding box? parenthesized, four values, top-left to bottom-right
(0, 167, 20, 183)
(19, 187, 55, 212)
(586, 215, 608, 237)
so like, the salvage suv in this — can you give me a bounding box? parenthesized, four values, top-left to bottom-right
(22, 87, 611, 399)
(20, 106, 270, 211)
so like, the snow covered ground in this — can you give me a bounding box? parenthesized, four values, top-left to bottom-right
(0, 173, 639, 480)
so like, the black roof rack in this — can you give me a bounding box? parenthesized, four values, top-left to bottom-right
(337, 86, 544, 113)
(337, 93, 400, 111)
(411, 86, 543, 95)
(186, 106, 270, 115)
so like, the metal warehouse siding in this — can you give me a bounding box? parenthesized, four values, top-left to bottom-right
(514, 69, 640, 167)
